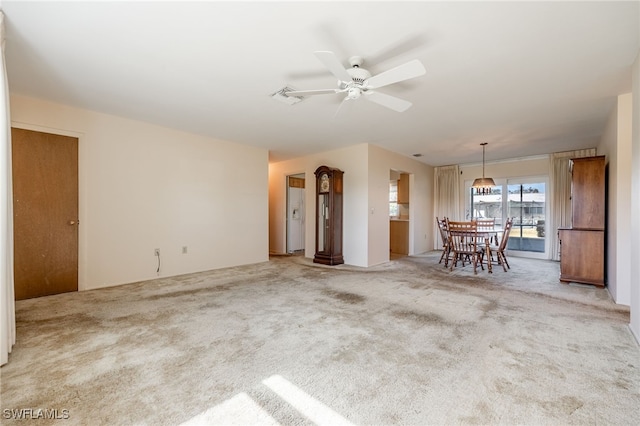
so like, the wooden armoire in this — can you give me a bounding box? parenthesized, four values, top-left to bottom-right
(558, 156, 606, 287)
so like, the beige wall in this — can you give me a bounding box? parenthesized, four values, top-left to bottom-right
(268, 143, 433, 267)
(598, 93, 632, 305)
(367, 144, 433, 265)
(11, 95, 269, 290)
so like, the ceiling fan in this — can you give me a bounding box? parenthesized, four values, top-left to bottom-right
(286, 51, 426, 112)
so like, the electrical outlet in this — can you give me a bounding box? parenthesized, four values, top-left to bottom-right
(154, 248, 160, 256)
(182, 246, 188, 254)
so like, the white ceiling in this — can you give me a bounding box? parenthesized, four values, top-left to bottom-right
(2, 1, 639, 166)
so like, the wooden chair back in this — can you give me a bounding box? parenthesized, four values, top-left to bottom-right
(446, 220, 484, 273)
(446, 220, 480, 252)
(490, 217, 515, 271)
(497, 217, 514, 251)
(447, 220, 477, 233)
(436, 217, 452, 265)
(475, 218, 496, 231)
(436, 217, 448, 246)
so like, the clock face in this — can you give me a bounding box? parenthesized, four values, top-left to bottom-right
(320, 173, 330, 193)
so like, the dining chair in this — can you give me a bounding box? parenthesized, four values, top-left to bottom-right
(490, 217, 514, 272)
(446, 219, 484, 274)
(436, 217, 452, 266)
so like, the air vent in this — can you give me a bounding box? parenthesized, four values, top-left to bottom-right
(271, 86, 304, 105)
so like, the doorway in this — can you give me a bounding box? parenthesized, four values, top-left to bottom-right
(286, 174, 305, 254)
(389, 170, 410, 257)
(12, 128, 79, 300)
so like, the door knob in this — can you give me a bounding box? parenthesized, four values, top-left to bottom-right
(68, 220, 79, 226)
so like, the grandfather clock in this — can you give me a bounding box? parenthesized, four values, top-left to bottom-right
(314, 165, 344, 265)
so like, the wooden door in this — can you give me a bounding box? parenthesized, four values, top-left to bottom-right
(12, 128, 79, 300)
(570, 156, 605, 230)
(559, 229, 604, 286)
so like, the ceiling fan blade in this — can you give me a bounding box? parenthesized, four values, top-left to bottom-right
(333, 96, 352, 119)
(365, 59, 426, 89)
(285, 88, 340, 97)
(364, 91, 413, 112)
(314, 51, 353, 82)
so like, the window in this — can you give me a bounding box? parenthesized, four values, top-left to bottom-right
(389, 181, 398, 217)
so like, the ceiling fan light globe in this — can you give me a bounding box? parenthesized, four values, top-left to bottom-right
(347, 88, 362, 99)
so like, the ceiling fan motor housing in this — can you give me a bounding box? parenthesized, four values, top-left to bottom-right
(347, 67, 371, 84)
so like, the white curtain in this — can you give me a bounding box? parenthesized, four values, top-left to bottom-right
(548, 148, 596, 261)
(433, 165, 460, 246)
(0, 11, 15, 366)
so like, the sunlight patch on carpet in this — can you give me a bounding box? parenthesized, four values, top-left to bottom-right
(180, 392, 279, 425)
(263, 375, 355, 426)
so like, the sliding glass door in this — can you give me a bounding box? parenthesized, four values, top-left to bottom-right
(507, 182, 546, 255)
(468, 177, 548, 258)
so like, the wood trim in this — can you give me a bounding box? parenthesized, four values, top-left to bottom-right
(288, 176, 305, 188)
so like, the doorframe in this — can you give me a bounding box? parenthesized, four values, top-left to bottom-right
(504, 176, 549, 260)
(286, 172, 306, 255)
(11, 121, 86, 290)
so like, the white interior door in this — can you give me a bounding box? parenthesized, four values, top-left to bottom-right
(286, 175, 305, 253)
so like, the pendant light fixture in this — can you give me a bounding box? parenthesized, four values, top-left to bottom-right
(472, 142, 496, 195)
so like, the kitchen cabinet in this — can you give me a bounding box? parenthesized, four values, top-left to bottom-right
(398, 173, 409, 204)
(397, 173, 409, 204)
(390, 220, 409, 255)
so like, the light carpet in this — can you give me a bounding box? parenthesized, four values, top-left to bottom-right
(1, 252, 639, 425)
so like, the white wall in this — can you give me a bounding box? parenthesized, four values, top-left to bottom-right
(11, 95, 269, 290)
(598, 93, 632, 305)
(630, 51, 640, 343)
(600, 101, 618, 299)
(268, 143, 433, 267)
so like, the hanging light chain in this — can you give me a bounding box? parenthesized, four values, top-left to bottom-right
(481, 142, 487, 178)
(472, 142, 494, 195)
